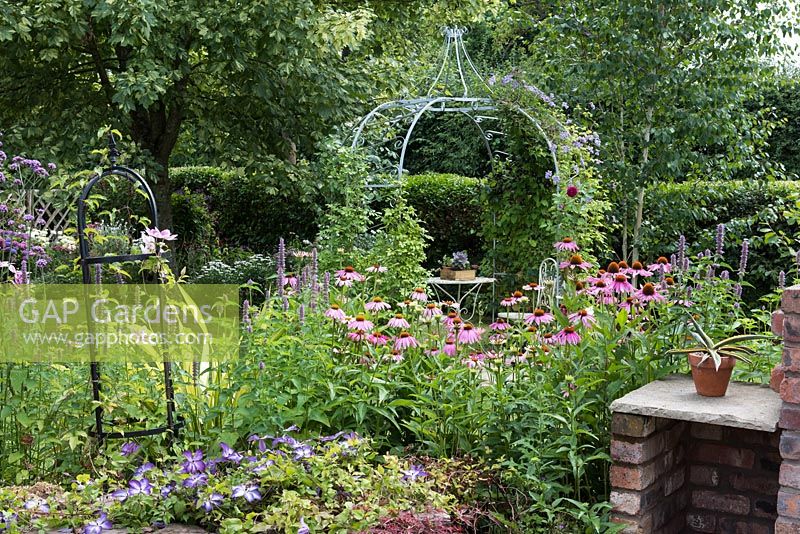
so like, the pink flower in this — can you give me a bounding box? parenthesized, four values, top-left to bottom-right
(522, 282, 542, 292)
(366, 264, 387, 273)
(335, 275, 353, 288)
(458, 323, 483, 344)
(324, 304, 346, 322)
(636, 282, 666, 303)
(554, 237, 579, 252)
(281, 275, 298, 289)
(441, 312, 459, 329)
(410, 287, 428, 302)
(365, 297, 391, 312)
(335, 266, 364, 281)
(422, 303, 443, 319)
(499, 297, 516, 307)
(394, 331, 419, 351)
(647, 256, 672, 274)
(610, 274, 634, 293)
(555, 326, 581, 345)
(443, 338, 457, 356)
(540, 332, 556, 345)
(489, 333, 507, 345)
(146, 227, 178, 241)
(568, 309, 596, 327)
(348, 315, 374, 331)
(618, 296, 638, 311)
(390, 351, 404, 363)
(489, 318, 510, 331)
(367, 332, 389, 346)
(559, 254, 591, 270)
(462, 352, 486, 368)
(624, 261, 652, 278)
(347, 330, 367, 343)
(387, 314, 410, 329)
(525, 308, 554, 326)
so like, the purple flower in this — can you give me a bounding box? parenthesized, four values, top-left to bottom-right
(738, 239, 749, 278)
(780, 270, 786, 290)
(199, 492, 224, 512)
(181, 450, 206, 473)
(128, 478, 152, 496)
(120, 442, 140, 457)
(231, 484, 262, 503)
(677, 235, 686, 272)
(219, 442, 243, 464)
(161, 482, 176, 497)
(402, 464, 428, 482)
(715, 224, 725, 257)
(133, 462, 155, 478)
(292, 443, 314, 460)
(248, 434, 270, 453)
(298, 518, 310, 534)
(83, 513, 113, 534)
(183, 473, 208, 488)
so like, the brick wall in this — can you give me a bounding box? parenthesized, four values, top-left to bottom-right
(776, 286, 800, 532)
(610, 414, 780, 533)
(610, 414, 687, 533)
(684, 423, 780, 533)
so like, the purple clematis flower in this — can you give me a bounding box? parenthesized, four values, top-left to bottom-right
(180, 450, 206, 473)
(83, 513, 113, 534)
(401, 464, 428, 482)
(183, 473, 208, 488)
(161, 482, 176, 497)
(128, 478, 152, 496)
(133, 462, 155, 478)
(298, 517, 310, 534)
(199, 493, 224, 513)
(231, 484, 262, 503)
(120, 442, 140, 457)
(219, 442, 243, 464)
(248, 434, 270, 453)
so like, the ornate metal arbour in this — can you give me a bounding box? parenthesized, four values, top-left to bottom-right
(351, 26, 563, 187)
(77, 134, 182, 443)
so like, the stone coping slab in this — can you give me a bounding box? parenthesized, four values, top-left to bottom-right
(610, 374, 780, 432)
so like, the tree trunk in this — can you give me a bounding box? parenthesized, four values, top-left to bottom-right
(128, 92, 185, 231)
(631, 107, 653, 262)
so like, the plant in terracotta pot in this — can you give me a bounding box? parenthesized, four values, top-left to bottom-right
(668, 316, 767, 397)
(440, 251, 476, 281)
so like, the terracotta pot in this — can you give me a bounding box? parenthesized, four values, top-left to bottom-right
(688, 352, 735, 397)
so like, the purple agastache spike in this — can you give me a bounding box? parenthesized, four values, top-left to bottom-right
(733, 283, 743, 298)
(704, 249, 711, 258)
(706, 265, 715, 280)
(677, 235, 686, 272)
(796, 250, 800, 272)
(780, 270, 786, 290)
(298, 304, 305, 325)
(300, 266, 307, 290)
(738, 239, 749, 278)
(94, 263, 102, 285)
(277, 238, 286, 298)
(282, 296, 289, 312)
(720, 270, 729, 280)
(242, 300, 252, 333)
(715, 224, 725, 257)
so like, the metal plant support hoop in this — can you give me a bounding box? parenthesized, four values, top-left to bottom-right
(351, 27, 564, 187)
(76, 134, 182, 443)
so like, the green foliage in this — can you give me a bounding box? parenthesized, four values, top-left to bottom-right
(170, 189, 216, 271)
(760, 75, 800, 178)
(638, 180, 800, 298)
(0, 437, 456, 533)
(501, 0, 791, 258)
(368, 199, 431, 299)
(402, 173, 483, 268)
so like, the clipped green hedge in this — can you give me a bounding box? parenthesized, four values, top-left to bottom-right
(171, 160, 323, 252)
(639, 180, 800, 297)
(402, 173, 484, 267)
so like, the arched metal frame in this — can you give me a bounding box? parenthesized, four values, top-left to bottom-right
(351, 27, 572, 188)
(77, 134, 182, 443)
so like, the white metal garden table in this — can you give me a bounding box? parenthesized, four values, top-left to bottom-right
(426, 276, 496, 322)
